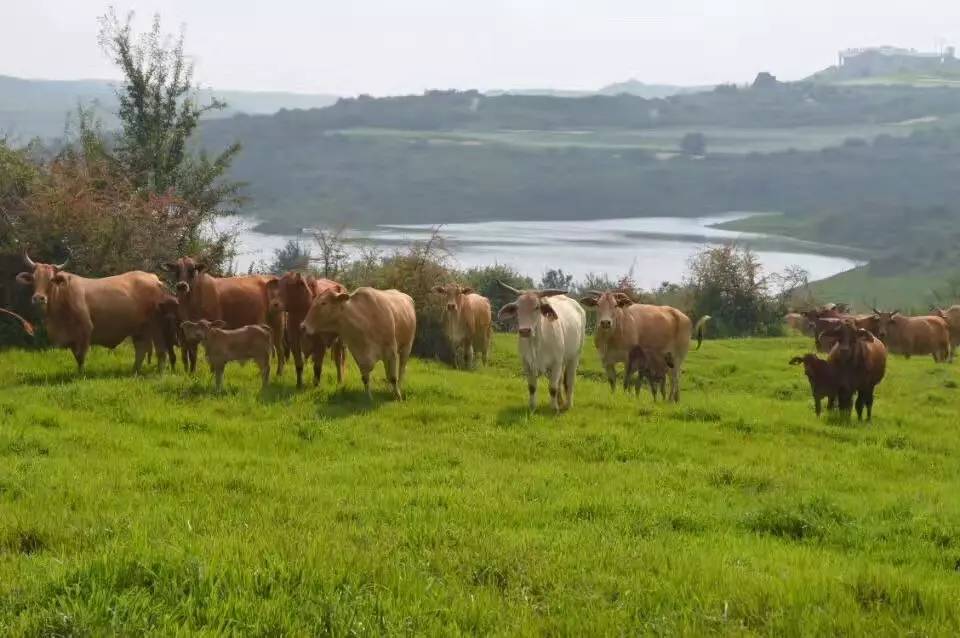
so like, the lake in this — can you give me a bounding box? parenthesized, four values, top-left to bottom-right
(220, 213, 863, 289)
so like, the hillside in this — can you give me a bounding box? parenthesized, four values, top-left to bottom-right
(0, 75, 338, 141)
(2, 336, 960, 633)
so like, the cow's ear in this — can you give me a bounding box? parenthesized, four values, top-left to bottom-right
(161, 262, 178, 272)
(52, 273, 67, 285)
(579, 297, 598, 307)
(497, 302, 518, 320)
(540, 302, 558, 320)
(195, 263, 207, 274)
(789, 356, 803, 365)
(432, 285, 445, 294)
(616, 297, 634, 308)
(15, 272, 33, 285)
(335, 292, 351, 303)
(460, 286, 474, 295)
(211, 320, 227, 329)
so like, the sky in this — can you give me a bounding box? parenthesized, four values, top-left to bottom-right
(3, 1, 959, 96)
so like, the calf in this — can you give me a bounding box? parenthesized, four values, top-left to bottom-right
(180, 320, 273, 391)
(789, 354, 838, 416)
(624, 347, 674, 401)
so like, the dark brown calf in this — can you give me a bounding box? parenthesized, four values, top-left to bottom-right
(624, 346, 674, 401)
(789, 354, 838, 416)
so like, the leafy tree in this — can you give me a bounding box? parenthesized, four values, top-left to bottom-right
(540, 268, 573, 291)
(97, 9, 243, 256)
(269, 240, 311, 274)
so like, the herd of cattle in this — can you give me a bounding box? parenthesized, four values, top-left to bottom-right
(4, 253, 957, 419)
(3, 253, 713, 412)
(784, 303, 960, 420)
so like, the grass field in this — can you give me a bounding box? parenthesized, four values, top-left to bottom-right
(2, 334, 960, 635)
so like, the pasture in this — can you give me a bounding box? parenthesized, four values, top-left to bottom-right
(1, 334, 960, 635)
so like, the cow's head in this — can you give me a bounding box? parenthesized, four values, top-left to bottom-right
(302, 287, 351, 336)
(579, 290, 633, 330)
(871, 308, 901, 339)
(16, 252, 70, 314)
(432, 283, 474, 313)
(162, 257, 206, 296)
(822, 319, 872, 359)
(180, 319, 226, 344)
(495, 281, 566, 339)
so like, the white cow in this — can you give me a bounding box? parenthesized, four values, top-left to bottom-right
(496, 281, 586, 413)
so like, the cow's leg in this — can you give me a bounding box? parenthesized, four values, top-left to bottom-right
(548, 365, 563, 414)
(133, 336, 151, 374)
(313, 341, 327, 388)
(463, 340, 474, 370)
(604, 362, 617, 392)
(863, 387, 875, 422)
(564, 358, 579, 409)
(293, 335, 306, 389)
(384, 351, 402, 401)
(814, 394, 822, 416)
(259, 357, 270, 390)
(477, 332, 489, 366)
(72, 340, 90, 375)
(669, 363, 681, 402)
(334, 339, 347, 385)
(211, 364, 225, 392)
(855, 391, 865, 421)
(187, 343, 198, 373)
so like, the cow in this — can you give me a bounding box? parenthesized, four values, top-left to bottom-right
(624, 347, 674, 401)
(432, 283, 492, 368)
(0, 308, 34, 336)
(821, 320, 887, 421)
(870, 308, 950, 363)
(301, 287, 415, 400)
(497, 281, 585, 413)
(266, 272, 347, 388)
(784, 312, 814, 336)
(578, 291, 709, 402)
(805, 307, 874, 353)
(16, 253, 173, 373)
(789, 353, 838, 416)
(933, 305, 960, 361)
(180, 320, 272, 391)
(161, 257, 284, 374)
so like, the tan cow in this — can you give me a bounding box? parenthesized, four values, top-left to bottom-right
(266, 272, 347, 388)
(579, 291, 710, 402)
(933, 305, 960, 360)
(180, 320, 272, 391)
(162, 257, 284, 374)
(301, 287, 416, 400)
(432, 283, 492, 368)
(16, 253, 172, 373)
(0, 308, 34, 336)
(871, 309, 950, 363)
(784, 312, 814, 336)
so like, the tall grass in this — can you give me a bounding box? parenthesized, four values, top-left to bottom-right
(1, 335, 959, 635)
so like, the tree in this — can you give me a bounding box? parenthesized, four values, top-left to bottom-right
(540, 268, 573, 291)
(97, 9, 243, 255)
(269, 240, 311, 274)
(680, 132, 707, 156)
(311, 226, 349, 278)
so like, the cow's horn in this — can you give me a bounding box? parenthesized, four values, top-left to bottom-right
(538, 289, 567, 297)
(54, 257, 69, 271)
(23, 251, 36, 269)
(496, 280, 522, 295)
(587, 290, 603, 297)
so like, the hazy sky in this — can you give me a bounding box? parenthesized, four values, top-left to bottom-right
(4, 1, 959, 95)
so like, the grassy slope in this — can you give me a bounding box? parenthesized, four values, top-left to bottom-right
(2, 335, 960, 635)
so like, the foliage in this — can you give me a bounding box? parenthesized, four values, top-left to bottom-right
(685, 244, 785, 337)
(268, 239, 310, 274)
(680, 132, 707, 156)
(539, 268, 574, 291)
(2, 336, 960, 634)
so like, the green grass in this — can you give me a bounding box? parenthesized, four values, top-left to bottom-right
(2, 334, 960, 635)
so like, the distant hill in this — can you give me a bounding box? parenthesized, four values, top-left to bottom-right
(0, 75, 338, 141)
(809, 46, 960, 86)
(486, 79, 710, 99)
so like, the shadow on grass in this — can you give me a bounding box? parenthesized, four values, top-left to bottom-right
(15, 367, 139, 387)
(495, 405, 533, 427)
(313, 387, 394, 419)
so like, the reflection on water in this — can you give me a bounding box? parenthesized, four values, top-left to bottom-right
(220, 213, 863, 288)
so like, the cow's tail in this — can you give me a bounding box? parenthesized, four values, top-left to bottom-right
(692, 315, 711, 350)
(0, 308, 34, 336)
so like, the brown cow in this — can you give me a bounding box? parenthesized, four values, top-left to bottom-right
(624, 347, 674, 401)
(432, 283, 492, 368)
(784, 312, 814, 336)
(0, 308, 34, 336)
(302, 287, 415, 400)
(871, 308, 950, 363)
(16, 253, 172, 373)
(162, 257, 284, 374)
(823, 320, 887, 421)
(933, 305, 960, 361)
(180, 320, 272, 391)
(579, 291, 710, 402)
(266, 272, 346, 388)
